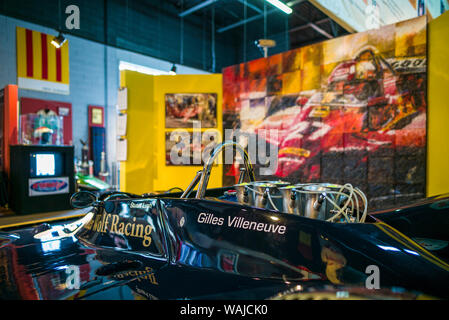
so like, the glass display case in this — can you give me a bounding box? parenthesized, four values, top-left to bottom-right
(20, 113, 64, 146)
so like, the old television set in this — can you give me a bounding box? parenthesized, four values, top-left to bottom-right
(30, 152, 63, 177)
(9, 145, 75, 214)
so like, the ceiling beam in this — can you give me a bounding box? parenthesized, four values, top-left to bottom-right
(217, 0, 307, 33)
(308, 22, 333, 39)
(292, 12, 333, 38)
(178, 0, 219, 17)
(288, 17, 330, 33)
(236, 0, 263, 14)
(217, 8, 277, 33)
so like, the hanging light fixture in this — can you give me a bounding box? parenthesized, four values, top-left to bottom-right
(265, 0, 292, 14)
(169, 64, 177, 75)
(51, 0, 67, 48)
(255, 39, 277, 58)
(51, 32, 67, 48)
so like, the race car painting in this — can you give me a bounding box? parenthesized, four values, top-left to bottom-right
(0, 142, 448, 300)
(165, 93, 217, 128)
(222, 16, 427, 210)
(255, 49, 426, 180)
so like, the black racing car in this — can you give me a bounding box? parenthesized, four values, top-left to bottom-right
(0, 142, 448, 300)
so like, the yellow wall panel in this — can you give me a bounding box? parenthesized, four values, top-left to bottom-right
(427, 11, 449, 197)
(119, 71, 155, 194)
(120, 71, 223, 195)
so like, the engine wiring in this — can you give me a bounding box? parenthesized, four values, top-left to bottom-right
(240, 182, 368, 223)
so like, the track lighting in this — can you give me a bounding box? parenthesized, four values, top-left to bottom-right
(265, 0, 292, 14)
(169, 64, 177, 75)
(51, 32, 67, 48)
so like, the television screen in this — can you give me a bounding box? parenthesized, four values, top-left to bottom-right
(30, 152, 64, 177)
(36, 153, 55, 176)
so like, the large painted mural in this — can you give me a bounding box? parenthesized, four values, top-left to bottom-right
(222, 16, 427, 210)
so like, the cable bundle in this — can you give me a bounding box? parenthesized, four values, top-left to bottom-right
(235, 181, 368, 223)
(293, 183, 368, 223)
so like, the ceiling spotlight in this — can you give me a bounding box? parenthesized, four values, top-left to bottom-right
(169, 64, 177, 75)
(255, 39, 277, 58)
(51, 32, 67, 48)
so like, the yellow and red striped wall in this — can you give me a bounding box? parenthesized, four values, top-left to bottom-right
(16, 27, 70, 95)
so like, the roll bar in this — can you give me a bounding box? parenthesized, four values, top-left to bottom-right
(194, 141, 256, 199)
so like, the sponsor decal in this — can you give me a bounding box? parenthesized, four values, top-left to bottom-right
(197, 212, 287, 235)
(83, 212, 153, 247)
(130, 202, 151, 210)
(29, 177, 69, 196)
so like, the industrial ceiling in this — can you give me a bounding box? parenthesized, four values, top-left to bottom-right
(0, 0, 349, 71)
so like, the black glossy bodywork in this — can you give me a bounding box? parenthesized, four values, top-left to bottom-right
(0, 189, 448, 300)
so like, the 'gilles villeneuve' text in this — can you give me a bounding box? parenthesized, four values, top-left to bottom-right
(197, 213, 286, 235)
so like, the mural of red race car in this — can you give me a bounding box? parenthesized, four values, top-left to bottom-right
(222, 16, 427, 209)
(224, 49, 426, 209)
(255, 48, 426, 180)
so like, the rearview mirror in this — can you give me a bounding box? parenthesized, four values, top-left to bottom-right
(70, 191, 97, 209)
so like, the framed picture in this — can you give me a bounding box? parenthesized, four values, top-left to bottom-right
(88, 105, 105, 127)
(165, 93, 217, 128)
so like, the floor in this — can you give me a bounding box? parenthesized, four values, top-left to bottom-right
(0, 207, 91, 230)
